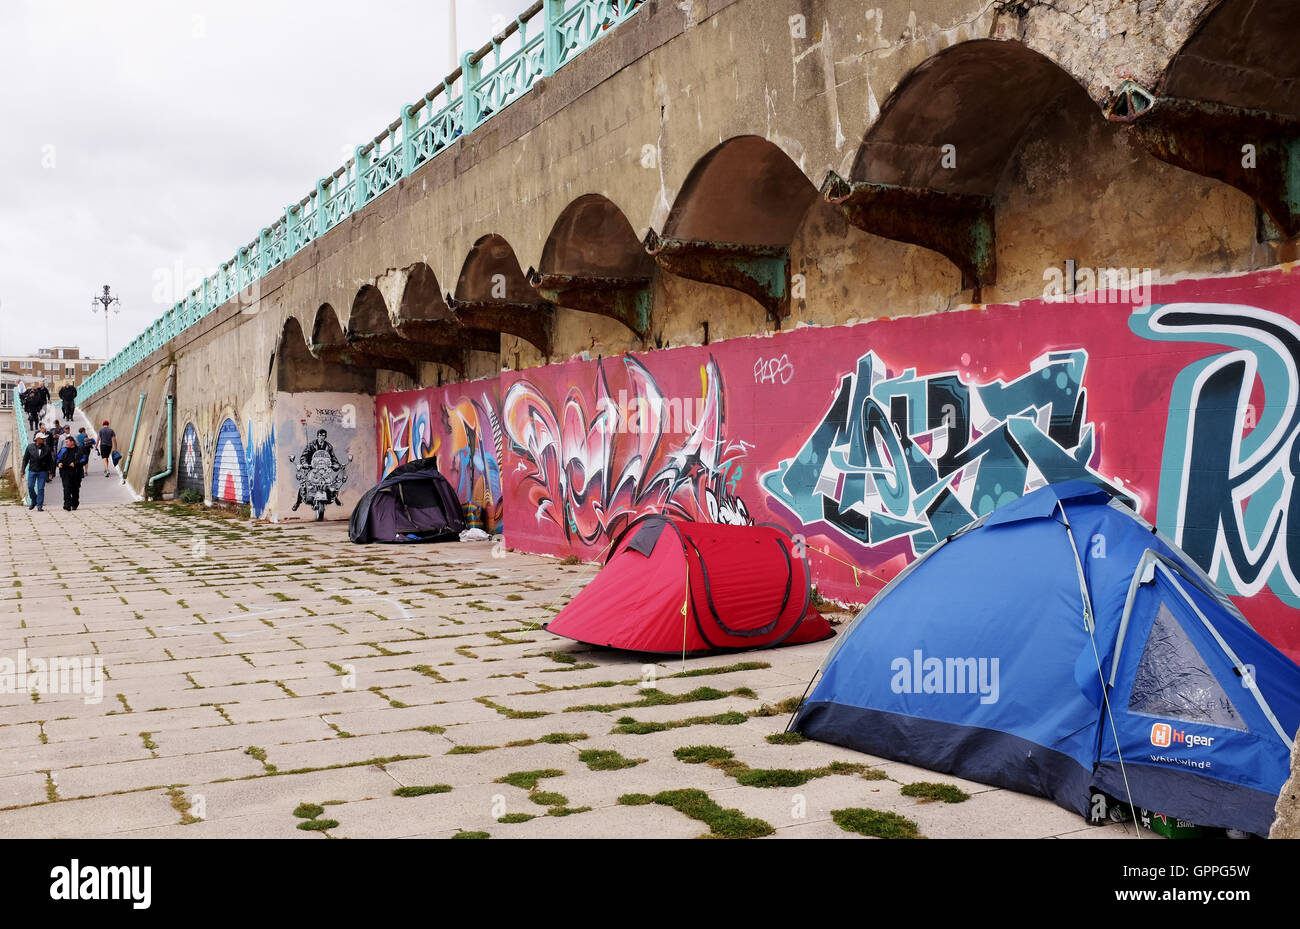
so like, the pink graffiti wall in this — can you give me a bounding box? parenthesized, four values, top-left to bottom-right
(375, 379, 503, 532)
(378, 268, 1300, 661)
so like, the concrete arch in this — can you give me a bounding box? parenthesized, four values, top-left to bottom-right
(347, 284, 478, 373)
(822, 39, 1095, 293)
(1163, 0, 1300, 114)
(648, 135, 818, 326)
(1112, 0, 1300, 237)
(529, 193, 656, 340)
(451, 233, 554, 357)
(394, 261, 500, 360)
(310, 302, 416, 381)
(277, 315, 373, 394)
(852, 40, 1087, 195)
(397, 262, 454, 328)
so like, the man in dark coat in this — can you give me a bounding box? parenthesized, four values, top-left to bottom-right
(20, 433, 54, 511)
(33, 381, 50, 420)
(58, 382, 77, 420)
(57, 435, 87, 511)
(21, 387, 41, 433)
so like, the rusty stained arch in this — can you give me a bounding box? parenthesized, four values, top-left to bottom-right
(823, 38, 1094, 296)
(528, 193, 656, 341)
(646, 135, 817, 327)
(394, 262, 501, 365)
(1107, 0, 1300, 238)
(309, 302, 417, 381)
(346, 283, 481, 375)
(450, 234, 554, 357)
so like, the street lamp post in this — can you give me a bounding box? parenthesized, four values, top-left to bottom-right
(90, 284, 121, 360)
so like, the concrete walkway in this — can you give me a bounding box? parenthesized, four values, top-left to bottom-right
(7, 405, 136, 511)
(0, 499, 1138, 839)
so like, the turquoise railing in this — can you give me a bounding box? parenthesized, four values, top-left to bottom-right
(80, 0, 647, 404)
(13, 387, 31, 504)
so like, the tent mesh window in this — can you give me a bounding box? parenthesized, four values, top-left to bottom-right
(1128, 602, 1248, 731)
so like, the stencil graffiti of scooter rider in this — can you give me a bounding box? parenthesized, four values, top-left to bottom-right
(290, 429, 350, 511)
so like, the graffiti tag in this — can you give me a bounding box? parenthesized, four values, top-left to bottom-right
(1132, 303, 1300, 605)
(762, 349, 1129, 554)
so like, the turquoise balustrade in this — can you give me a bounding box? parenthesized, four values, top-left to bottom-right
(80, 0, 647, 405)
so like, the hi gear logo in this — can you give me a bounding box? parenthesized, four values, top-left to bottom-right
(1150, 722, 1215, 749)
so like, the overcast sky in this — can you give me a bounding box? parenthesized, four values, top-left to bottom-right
(0, 0, 526, 360)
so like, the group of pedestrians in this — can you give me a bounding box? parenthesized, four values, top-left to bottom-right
(18, 411, 119, 513)
(17, 379, 77, 432)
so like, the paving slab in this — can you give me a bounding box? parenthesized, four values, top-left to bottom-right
(0, 498, 1130, 838)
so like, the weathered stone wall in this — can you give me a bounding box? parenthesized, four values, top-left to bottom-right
(84, 0, 1292, 506)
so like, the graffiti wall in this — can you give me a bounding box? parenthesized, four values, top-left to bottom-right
(273, 391, 375, 522)
(212, 418, 248, 504)
(177, 423, 204, 497)
(376, 269, 1300, 661)
(375, 379, 503, 532)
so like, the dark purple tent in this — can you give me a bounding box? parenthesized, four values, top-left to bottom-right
(348, 458, 466, 544)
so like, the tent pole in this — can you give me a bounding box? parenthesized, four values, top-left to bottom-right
(1056, 501, 1144, 838)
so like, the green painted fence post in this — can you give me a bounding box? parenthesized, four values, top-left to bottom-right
(285, 205, 298, 255)
(258, 229, 270, 277)
(460, 50, 480, 131)
(401, 104, 417, 176)
(316, 179, 328, 236)
(542, 0, 563, 77)
(354, 145, 369, 207)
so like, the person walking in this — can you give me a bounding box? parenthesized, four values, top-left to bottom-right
(58, 381, 77, 421)
(21, 386, 41, 433)
(76, 427, 91, 448)
(97, 419, 118, 477)
(57, 435, 86, 511)
(20, 432, 54, 512)
(33, 380, 50, 423)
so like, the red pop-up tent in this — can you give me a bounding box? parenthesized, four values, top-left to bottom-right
(545, 515, 834, 655)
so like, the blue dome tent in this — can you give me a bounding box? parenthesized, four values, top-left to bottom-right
(792, 482, 1300, 837)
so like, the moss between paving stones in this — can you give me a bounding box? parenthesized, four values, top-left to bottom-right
(495, 769, 564, 790)
(566, 685, 743, 714)
(515, 661, 772, 695)
(475, 696, 549, 719)
(832, 808, 923, 839)
(672, 745, 870, 788)
(451, 831, 489, 839)
(578, 749, 645, 770)
(765, 732, 806, 745)
(673, 746, 735, 764)
(297, 818, 339, 831)
(529, 790, 568, 807)
(497, 813, 535, 824)
(618, 790, 773, 839)
(900, 781, 969, 803)
(611, 711, 748, 735)
(393, 785, 453, 797)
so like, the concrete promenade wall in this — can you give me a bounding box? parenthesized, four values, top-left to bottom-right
(380, 266, 1300, 663)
